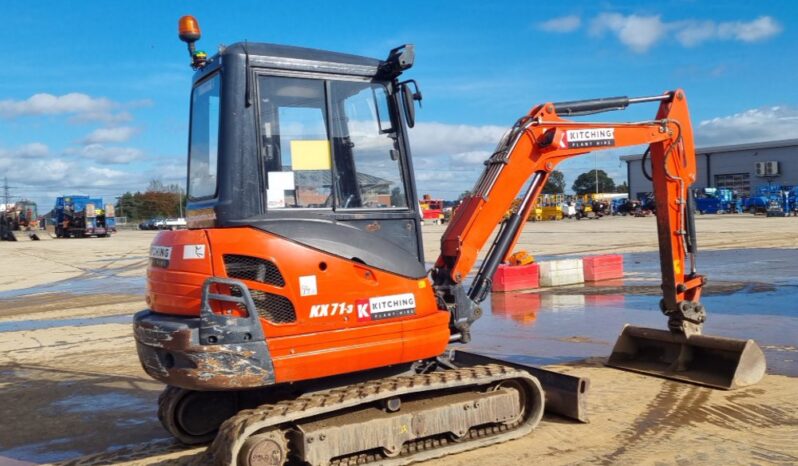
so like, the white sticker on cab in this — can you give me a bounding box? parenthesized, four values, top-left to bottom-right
(183, 244, 206, 260)
(299, 275, 318, 296)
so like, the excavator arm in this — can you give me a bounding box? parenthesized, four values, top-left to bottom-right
(433, 90, 703, 339)
(432, 89, 765, 390)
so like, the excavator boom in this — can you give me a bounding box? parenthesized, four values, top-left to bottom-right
(432, 90, 765, 389)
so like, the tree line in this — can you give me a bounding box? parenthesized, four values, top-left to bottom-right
(457, 169, 628, 200)
(115, 180, 186, 221)
(544, 169, 628, 195)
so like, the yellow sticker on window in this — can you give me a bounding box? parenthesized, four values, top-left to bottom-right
(290, 140, 331, 171)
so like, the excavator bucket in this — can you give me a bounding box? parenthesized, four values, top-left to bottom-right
(607, 325, 766, 390)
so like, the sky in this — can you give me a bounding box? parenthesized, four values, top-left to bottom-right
(1, 0, 797, 209)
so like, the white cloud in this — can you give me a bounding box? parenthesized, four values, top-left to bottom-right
(0, 93, 134, 123)
(0, 142, 50, 160)
(590, 13, 668, 53)
(676, 16, 782, 47)
(0, 93, 110, 117)
(68, 144, 144, 164)
(450, 150, 492, 165)
(538, 15, 582, 33)
(589, 14, 781, 53)
(0, 150, 184, 209)
(717, 16, 782, 42)
(82, 126, 138, 144)
(409, 122, 506, 159)
(697, 106, 798, 146)
(0, 157, 75, 184)
(82, 166, 131, 187)
(406, 122, 505, 197)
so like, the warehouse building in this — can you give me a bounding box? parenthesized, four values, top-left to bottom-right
(622, 138, 798, 199)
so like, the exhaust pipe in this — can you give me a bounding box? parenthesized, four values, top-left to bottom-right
(607, 325, 766, 390)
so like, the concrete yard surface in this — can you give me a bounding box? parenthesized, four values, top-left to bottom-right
(1, 215, 797, 465)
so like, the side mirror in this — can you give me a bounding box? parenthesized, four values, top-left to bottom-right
(399, 80, 422, 128)
(402, 84, 416, 128)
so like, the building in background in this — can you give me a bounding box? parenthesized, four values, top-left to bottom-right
(622, 139, 798, 199)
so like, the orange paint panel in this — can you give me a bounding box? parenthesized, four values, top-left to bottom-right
(401, 311, 451, 361)
(147, 230, 213, 315)
(268, 310, 450, 383)
(204, 228, 440, 339)
(145, 226, 452, 384)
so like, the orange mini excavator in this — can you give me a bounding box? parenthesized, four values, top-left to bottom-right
(133, 16, 766, 465)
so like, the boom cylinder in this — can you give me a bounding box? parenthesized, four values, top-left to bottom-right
(469, 172, 542, 303)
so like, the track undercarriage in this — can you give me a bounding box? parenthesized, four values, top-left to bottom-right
(159, 364, 545, 466)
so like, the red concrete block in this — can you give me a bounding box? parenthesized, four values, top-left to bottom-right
(583, 255, 624, 282)
(492, 263, 540, 292)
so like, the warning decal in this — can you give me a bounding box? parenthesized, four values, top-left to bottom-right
(563, 128, 615, 149)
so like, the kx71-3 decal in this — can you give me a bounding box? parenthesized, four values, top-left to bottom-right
(308, 293, 417, 321)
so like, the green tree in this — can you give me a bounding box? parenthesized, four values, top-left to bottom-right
(116, 192, 141, 220)
(390, 187, 403, 207)
(571, 169, 616, 195)
(615, 181, 629, 194)
(115, 179, 186, 221)
(542, 170, 565, 194)
(457, 190, 471, 201)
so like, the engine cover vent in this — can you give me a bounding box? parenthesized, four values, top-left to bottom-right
(224, 254, 285, 287)
(231, 286, 297, 324)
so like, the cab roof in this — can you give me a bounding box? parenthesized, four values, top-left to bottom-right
(195, 41, 383, 81)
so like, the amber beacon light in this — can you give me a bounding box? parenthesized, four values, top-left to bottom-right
(178, 15, 207, 70)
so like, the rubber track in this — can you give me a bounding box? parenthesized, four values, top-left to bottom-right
(209, 364, 543, 465)
(329, 416, 522, 466)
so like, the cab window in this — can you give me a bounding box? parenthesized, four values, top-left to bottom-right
(330, 81, 407, 208)
(259, 76, 331, 208)
(188, 73, 221, 199)
(258, 76, 407, 210)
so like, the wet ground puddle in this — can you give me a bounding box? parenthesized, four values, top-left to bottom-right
(0, 314, 131, 332)
(466, 248, 798, 376)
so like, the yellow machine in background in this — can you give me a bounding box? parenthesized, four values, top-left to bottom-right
(535, 194, 564, 221)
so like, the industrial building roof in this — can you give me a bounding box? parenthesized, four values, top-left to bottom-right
(620, 138, 798, 162)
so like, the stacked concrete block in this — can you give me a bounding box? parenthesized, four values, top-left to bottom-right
(583, 255, 624, 282)
(539, 259, 584, 287)
(491, 263, 540, 292)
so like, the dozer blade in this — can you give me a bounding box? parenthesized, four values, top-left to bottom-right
(607, 325, 767, 390)
(451, 350, 590, 423)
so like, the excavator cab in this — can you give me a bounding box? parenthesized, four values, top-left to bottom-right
(185, 42, 427, 278)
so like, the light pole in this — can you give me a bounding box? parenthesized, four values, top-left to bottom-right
(178, 187, 184, 218)
(594, 153, 599, 195)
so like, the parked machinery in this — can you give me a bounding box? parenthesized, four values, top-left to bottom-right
(0, 200, 41, 241)
(419, 194, 445, 224)
(53, 196, 116, 238)
(745, 184, 790, 215)
(788, 186, 798, 216)
(694, 187, 740, 214)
